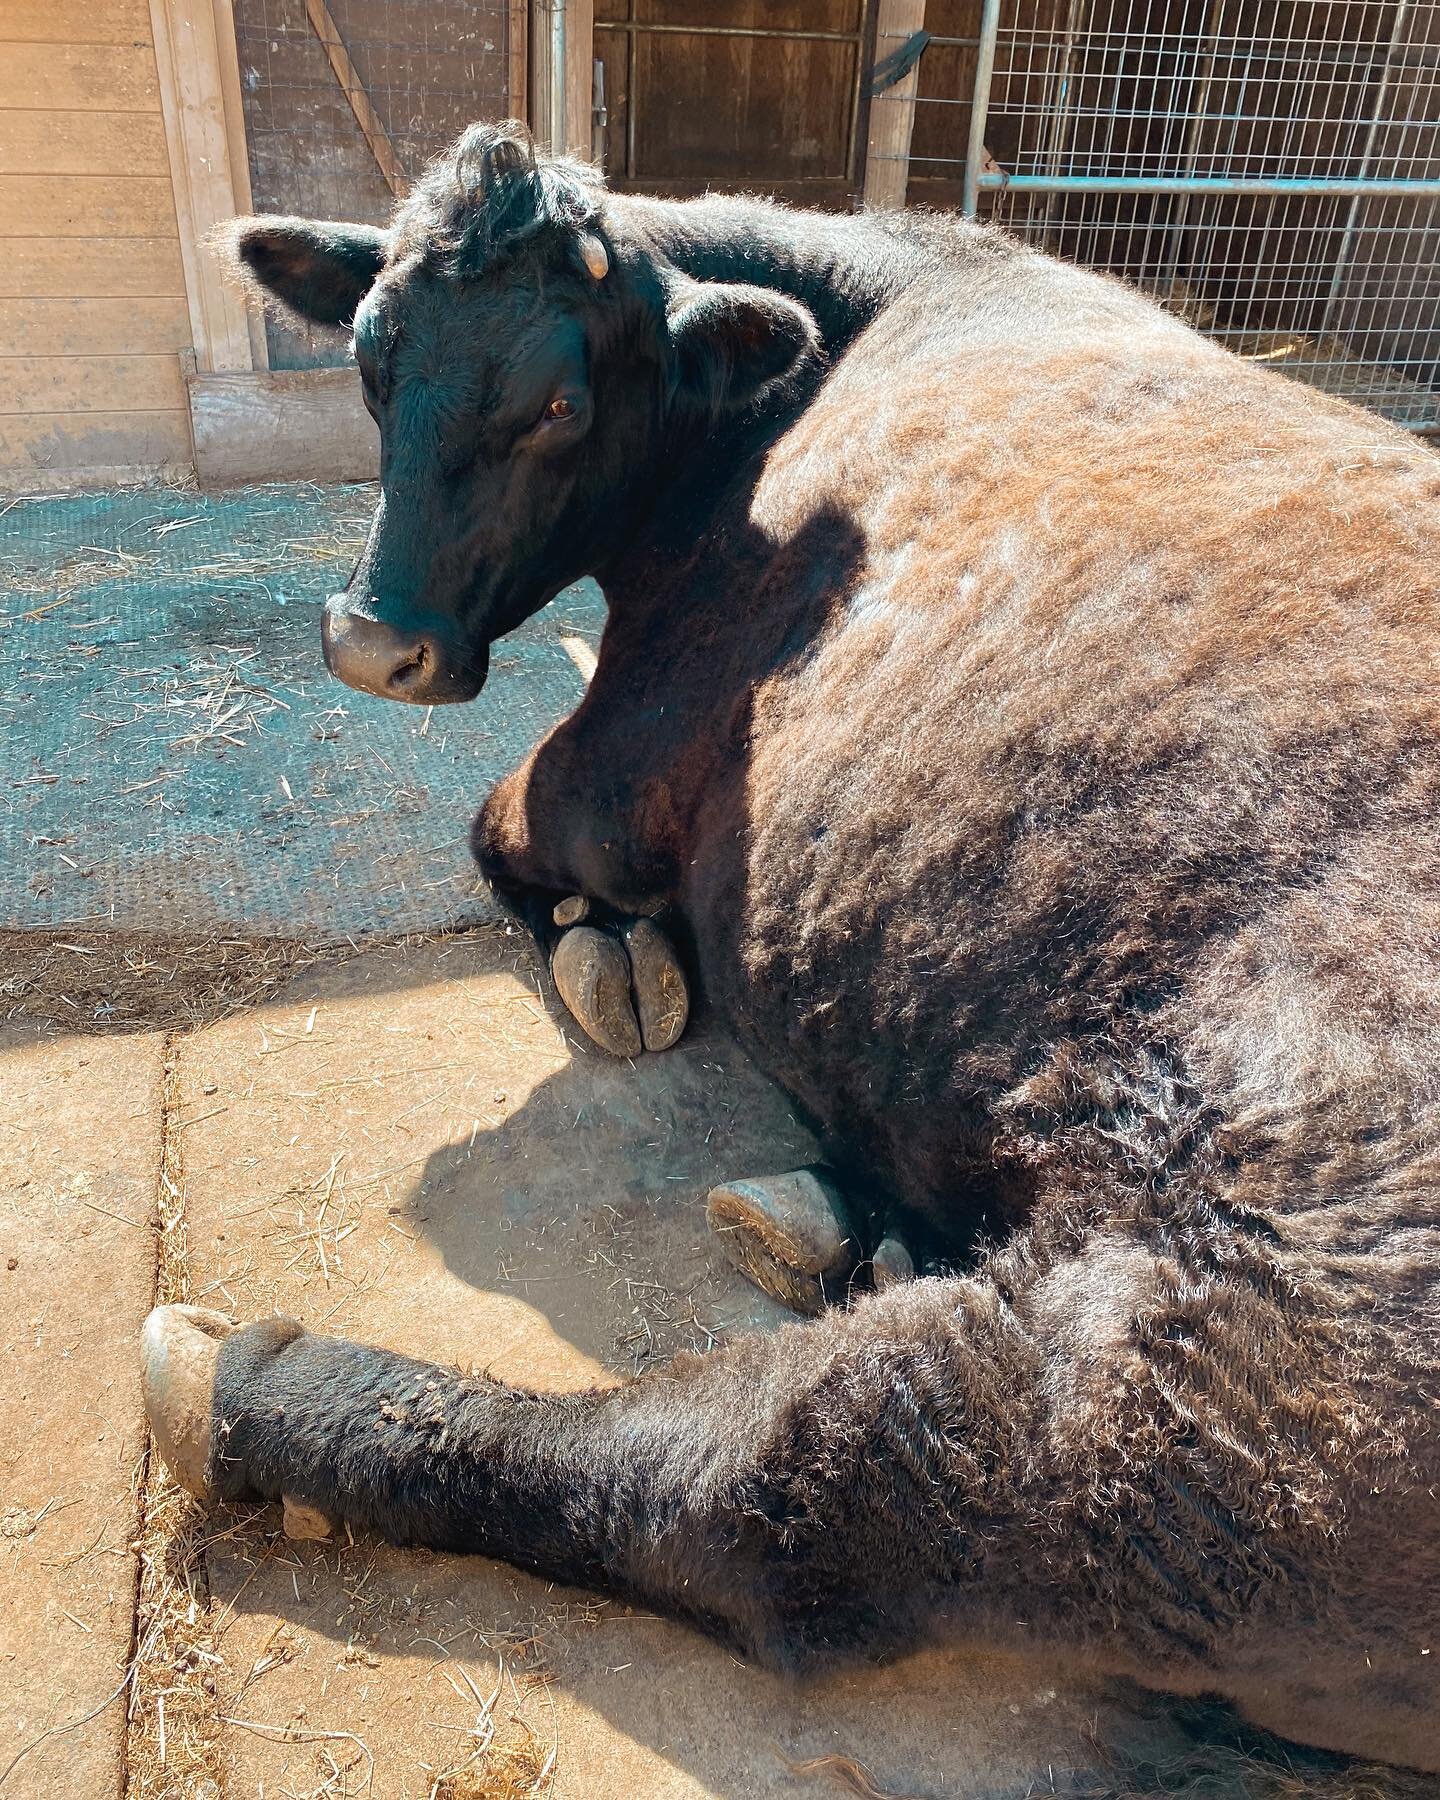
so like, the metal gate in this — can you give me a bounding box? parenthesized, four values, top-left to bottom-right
(915, 0, 1440, 432)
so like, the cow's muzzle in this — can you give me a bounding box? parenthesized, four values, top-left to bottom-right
(321, 599, 485, 704)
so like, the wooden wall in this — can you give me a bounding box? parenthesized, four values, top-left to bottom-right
(595, 1, 877, 210)
(0, 0, 195, 492)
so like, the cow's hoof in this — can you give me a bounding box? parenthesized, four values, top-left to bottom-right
(282, 1496, 334, 1542)
(551, 917, 690, 1058)
(623, 917, 690, 1053)
(551, 926, 643, 1058)
(140, 1304, 235, 1497)
(872, 1233, 917, 1290)
(706, 1169, 857, 1316)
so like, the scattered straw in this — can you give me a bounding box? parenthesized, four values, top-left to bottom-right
(780, 1750, 922, 1800)
(430, 1723, 556, 1800)
(0, 929, 322, 1035)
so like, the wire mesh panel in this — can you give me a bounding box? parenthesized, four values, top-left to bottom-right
(902, 0, 1440, 430)
(232, 0, 520, 367)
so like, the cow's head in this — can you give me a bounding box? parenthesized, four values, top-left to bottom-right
(220, 123, 820, 703)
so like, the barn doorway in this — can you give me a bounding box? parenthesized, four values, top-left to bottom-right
(593, 2, 882, 209)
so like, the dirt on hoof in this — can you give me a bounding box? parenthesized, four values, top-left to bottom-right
(281, 1496, 335, 1542)
(622, 917, 690, 1052)
(706, 1168, 858, 1315)
(550, 926, 643, 1058)
(139, 1304, 236, 1497)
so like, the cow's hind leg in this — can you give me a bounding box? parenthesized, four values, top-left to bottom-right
(137, 1212, 1436, 1774)
(135, 1236, 1353, 1691)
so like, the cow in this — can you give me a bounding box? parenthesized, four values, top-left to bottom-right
(141, 121, 1440, 1775)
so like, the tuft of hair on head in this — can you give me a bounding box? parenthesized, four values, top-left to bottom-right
(394, 118, 606, 275)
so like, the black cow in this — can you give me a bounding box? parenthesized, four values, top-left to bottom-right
(143, 123, 1440, 1774)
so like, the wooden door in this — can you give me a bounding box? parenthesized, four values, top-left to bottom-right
(594, 1, 880, 209)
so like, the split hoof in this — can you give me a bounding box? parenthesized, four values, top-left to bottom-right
(706, 1169, 857, 1316)
(550, 917, 690, 1058)
(551, 926, 643, 1058)
(871, 1233, 917, 1290)
(623, 917, 690, 1053)
(139, 1304, 236, 1497)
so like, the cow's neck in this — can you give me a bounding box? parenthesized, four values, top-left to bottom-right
(593, 197, 921, 629)
(615, 193, 913, 354)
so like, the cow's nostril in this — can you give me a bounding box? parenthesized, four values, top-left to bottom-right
(321, 602, 483, 705)
(386, 639, 431, 693)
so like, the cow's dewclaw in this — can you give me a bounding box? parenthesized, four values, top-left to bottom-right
(706, 1169, 857, 1316)
(623, 917, 690, 1053)
(551, 925, 644, 1058)
(139, 1304, 236, 1497)
(552, 894, 590, 928)
(871, 1234, 917, 1290)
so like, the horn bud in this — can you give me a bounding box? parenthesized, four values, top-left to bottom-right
(579, 233, 609, 281)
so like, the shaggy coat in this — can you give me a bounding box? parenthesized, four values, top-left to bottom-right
(214, 127, 1440, 1774)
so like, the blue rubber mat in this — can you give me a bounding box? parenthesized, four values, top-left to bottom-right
(0, 485, 604, 940)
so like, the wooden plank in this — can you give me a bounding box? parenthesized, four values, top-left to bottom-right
(212, 0, 255, 215)
(630, 29, 856, 182)
(187, 367, 379, 487)
(212, 0, 266, 369)
(304, 0, 406, 195)
(0, 0, 152, 43)
(863, 0, 926, 208)
(0, 297, 191, 355)
(0, 409, 191, 476)
(0, 110, 171, 177)
(149, 0, 254, 373)
(565, 0, 595, 160)
(0, 176, 177, 237)
(508, 0, 528, 123)
(0, 459, 190, 494)
(0, 237, 186, 298)
(0, 44, 161, 112)
(0, 353, 188, 416)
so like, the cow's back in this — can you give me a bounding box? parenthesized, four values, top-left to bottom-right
(679, 247, 1440, 1242)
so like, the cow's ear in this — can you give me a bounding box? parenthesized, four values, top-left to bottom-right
(667, 281, 821, 416)
(213, 216, 388, 330)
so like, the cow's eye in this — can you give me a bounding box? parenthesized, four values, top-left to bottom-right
(545, 396, 575, 421)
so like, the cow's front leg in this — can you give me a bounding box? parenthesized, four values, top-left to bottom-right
(548, 905, 689, 1058)
(471, 751, 690, 1058)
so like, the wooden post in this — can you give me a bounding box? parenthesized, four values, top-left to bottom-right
(564, 0, 595, 161)
(863, 0, 927, 210)
(509, 0, 529, 127)
(149, 0, 256, 372)
(529, 0, 594, 158)
(211, 0, 267, 369)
